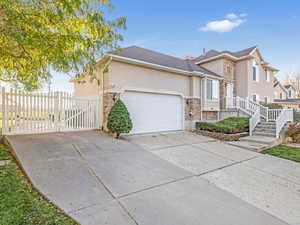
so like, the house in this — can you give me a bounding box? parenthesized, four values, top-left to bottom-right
(273, 83, 300, 109)
(284, 84, 296, 99)
(273, 78, 288, 100)
(73, 45, 280, 134)
(193, 46, 279, 105)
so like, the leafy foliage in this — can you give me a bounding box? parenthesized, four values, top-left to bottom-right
(107, 99, 132, 138)
(260, 103, 283, 109)
(0, 0, 125, 90)
(285, 123, 300, 142)
(262, 145, 300, 163)
(0, 144, 77, 224)
(293, 110, 300, 122)
(196, 117, 249, 134)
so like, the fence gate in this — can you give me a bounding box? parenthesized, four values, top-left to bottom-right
(0, 87, 102, 135)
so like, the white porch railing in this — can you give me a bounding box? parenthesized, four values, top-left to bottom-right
(275, 108, 293, 138)
(268, 109, 282, 121)
(225, 96, 293, 137)
(249, 109, 260, 136)
(225, 97, 268, 119)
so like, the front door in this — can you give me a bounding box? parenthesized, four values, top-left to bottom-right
(226, 83, 234, 108)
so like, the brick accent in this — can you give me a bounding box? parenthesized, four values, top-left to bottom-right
(185, 98, 201, 121)
(202, 111, 218, 121)
(103, 92, 120, 130)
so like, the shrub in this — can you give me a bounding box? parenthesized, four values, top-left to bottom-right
(260, 103, 283, 109)
(107, 99, 133, 138)
(285, 123, 300, 143)
(294, 110, 300, 122)
(196, 117, 249, 134)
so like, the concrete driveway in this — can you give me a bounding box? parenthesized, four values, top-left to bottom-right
(7, 131, 300, 225)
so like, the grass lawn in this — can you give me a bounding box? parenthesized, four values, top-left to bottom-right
(262, 145, 300, 163)
(0, 145, 77, 225)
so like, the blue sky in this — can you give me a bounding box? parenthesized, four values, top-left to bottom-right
(53, 0, 300, 92)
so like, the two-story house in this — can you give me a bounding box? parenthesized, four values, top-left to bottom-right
(193, 46, 279, 105)
(73, 45, 280, 134)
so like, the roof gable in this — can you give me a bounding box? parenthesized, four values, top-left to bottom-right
(195, 46, 257, 64)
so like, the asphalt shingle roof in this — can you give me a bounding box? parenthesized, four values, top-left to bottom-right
(114, 46, 221, 78)
(193, 46, 257, 63)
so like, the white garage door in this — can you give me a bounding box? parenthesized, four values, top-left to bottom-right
(121, 91, 183, 134)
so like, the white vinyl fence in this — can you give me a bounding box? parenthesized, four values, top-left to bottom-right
(0, 87, 102, 135)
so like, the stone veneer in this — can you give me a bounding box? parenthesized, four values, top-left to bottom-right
(220, 59, 236, 109)
(202, 111, 218, 121)
(185, 98, 201, 121)
(103, 92, 120, 130)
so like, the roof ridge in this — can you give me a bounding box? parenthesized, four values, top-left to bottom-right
(233, 45, 257, 54)
(123, 45, 187, 62)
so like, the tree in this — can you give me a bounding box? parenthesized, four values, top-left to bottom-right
(0, 0, 125, 90)
(107, 99, 132, 138)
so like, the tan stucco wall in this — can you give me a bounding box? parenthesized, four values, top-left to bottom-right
(108, 60, 193, 97)
(73, 76, 101, 97)
(235, 59, 249, 98)
(247, 50, 276, 102)
(200, 59, 224, 77)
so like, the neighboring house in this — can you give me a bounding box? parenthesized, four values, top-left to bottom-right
(274, 84, 300, 109)
(273, 78, 288, 100)
(284, 84, 296, 99)
(72, 45, 279, 134)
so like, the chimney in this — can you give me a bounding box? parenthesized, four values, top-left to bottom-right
(185, 56, 195, 61)
(203, 48, 206, 55)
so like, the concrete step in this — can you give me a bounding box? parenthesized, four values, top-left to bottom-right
(252, 131, 276, 137)
(259, 122, 276, 126)
(256, 124, 276, 129)
(227, 141, 268, 151)
(240, 135, 278, 145)
(254, 128, 276, 133)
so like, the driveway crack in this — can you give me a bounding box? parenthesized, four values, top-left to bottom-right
(72, 144, 140, 225)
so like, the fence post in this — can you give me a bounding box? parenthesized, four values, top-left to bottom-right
(54, 92, 59, 132)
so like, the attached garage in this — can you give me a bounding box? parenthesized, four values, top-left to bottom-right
(121, 91, 184, 134)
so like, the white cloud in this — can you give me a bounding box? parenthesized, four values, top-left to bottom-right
(226, 13, 238, 20)
(200, 13, 247, 33)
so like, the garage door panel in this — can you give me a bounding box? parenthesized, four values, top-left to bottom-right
(121, 92, 183, 134)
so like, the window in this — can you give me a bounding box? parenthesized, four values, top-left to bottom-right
(226, 66, 232, 73)
(265, 70, 270, 82)
(252, 61, 259, 81)
(264, 97, 268, 104)
(206, 79, 219, 100)
(252, 94, 257, 102)
(289, 90, 292, 98)
(280, 93, 283, 99)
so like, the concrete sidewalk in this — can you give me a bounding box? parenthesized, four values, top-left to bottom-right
(6, 131, 297, 225)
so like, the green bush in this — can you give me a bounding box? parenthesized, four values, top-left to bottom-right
(196, 117, 249, 134)
(260, 103, 283, 109)
(294, 110, 300, 122)
(107, 100, 133, 138)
